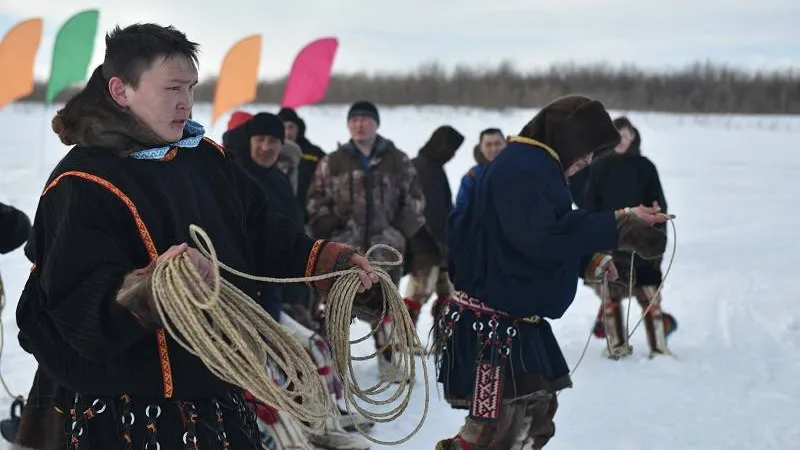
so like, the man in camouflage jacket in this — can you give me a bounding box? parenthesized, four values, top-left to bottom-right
(307, 101, 439, 382)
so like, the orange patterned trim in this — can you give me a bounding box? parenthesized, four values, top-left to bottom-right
(161, 147, 178, 162)
(585, 253, 609, 280)
(305, 240, 324, 286)
(41, 170, 174, 398)
(202, 137, 226, 156)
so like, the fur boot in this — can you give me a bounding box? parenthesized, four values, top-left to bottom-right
(11, 404, 66, 450)
(634, 286, 677, 357)
(375, 318, 408, 384)
(439, 391, 558, 450)
(256, 409, 314, 450)
(601, 300, 633, 360)
(306, 414, 370, 450)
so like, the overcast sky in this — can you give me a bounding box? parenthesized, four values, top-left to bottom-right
(1, 0, 798, 81)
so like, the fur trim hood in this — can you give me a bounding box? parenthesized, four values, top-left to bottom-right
(418, 125, 465, 164)
(51, 65, 168, 156)
(518, 94, 620, 169)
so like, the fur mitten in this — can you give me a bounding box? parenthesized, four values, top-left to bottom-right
(116, 261, 161, 329)
(616, 213, 667, 259)
(307, 240, 385, 323)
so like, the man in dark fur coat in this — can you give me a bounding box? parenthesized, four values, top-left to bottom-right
(436, 95, 670, 450)
(403, 125, 464, 329)
(583, 116, 677, 358)
(13, 23, 380, 450)
(222, 112, 308, 315)
(277, 107, 327, 225)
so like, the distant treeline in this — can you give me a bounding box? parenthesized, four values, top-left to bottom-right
(23, 60, 800, 114)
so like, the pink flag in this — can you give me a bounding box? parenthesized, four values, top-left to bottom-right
(281, 37, 338, 109)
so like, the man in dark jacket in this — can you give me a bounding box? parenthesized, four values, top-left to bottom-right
(403, 125, 464, 329)
(583, 116, 677, 358)
(278, 107, 327, 225)
(437, 95, 670, 450)
(222, 112, 307, 316)
(450, 128, 505, 239)
(12, 23, 380, 449)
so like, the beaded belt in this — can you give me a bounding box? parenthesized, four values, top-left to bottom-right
(450, 291, 541, 324)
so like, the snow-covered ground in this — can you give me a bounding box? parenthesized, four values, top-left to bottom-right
(1, 103, 799, 449)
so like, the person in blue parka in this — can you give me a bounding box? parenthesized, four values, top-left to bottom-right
(436, 95, 670, 450)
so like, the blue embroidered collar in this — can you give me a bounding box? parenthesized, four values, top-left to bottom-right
(128, 119, 206, 160)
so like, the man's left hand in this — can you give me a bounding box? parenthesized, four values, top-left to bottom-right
(350, 253, 379, 292)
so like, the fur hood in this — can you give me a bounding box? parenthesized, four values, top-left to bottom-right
(51, 65, 168, 156)
(518, 94, 620, 169)
(611, 117, 642, 156)
(473, 144, 489, 165)
(418, 125, 464, 164)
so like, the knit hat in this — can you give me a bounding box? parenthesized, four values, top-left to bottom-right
(277, 107, 301, 126)
(227, 111, 253, 131)
(247, 112, 285, 143)
(347, 101, 379, 125)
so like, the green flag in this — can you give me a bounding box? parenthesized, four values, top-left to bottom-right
(45, 9, 99, 104)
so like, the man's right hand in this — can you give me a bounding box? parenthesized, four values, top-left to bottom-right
(628, 202, 670, 226)
(157, 243, 216, 287)
(627, 202, 670, 225)
(117, 243, 216, 329)
(615, 209, 668, 259)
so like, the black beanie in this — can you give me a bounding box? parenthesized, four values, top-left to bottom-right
(347, 101, 379, 125)
(277, 107, 301, 126)
(247, 112, 285, 143)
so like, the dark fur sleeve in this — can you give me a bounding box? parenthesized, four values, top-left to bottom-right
(303, 240, 384, 323)
(18, 178, 154, 362)
(0, 202, 31, 254)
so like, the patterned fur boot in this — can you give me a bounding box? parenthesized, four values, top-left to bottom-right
(601, 300, 633, 359)
(256, 409, 314, 450)
(375, 319, 409, 384)
(434, 436, 471, 450)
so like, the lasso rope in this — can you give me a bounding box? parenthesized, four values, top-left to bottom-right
(569, 214, 677, 376)
(150, 224, 428, 444)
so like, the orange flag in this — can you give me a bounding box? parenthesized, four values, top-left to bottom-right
(211, 35, 262, 126)
(0, 18, 43, 110)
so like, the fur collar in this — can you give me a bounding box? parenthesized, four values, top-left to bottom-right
(51, 65, 171, 157)
(473, 144, 489, 165)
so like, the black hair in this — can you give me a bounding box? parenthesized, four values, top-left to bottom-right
(479, 127, 503, 142)
(102, 23, 199, 87)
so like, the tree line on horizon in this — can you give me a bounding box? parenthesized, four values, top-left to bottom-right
(20, 60, 800, 115)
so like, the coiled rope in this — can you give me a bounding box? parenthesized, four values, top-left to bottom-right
(150, 224, 428, 444)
